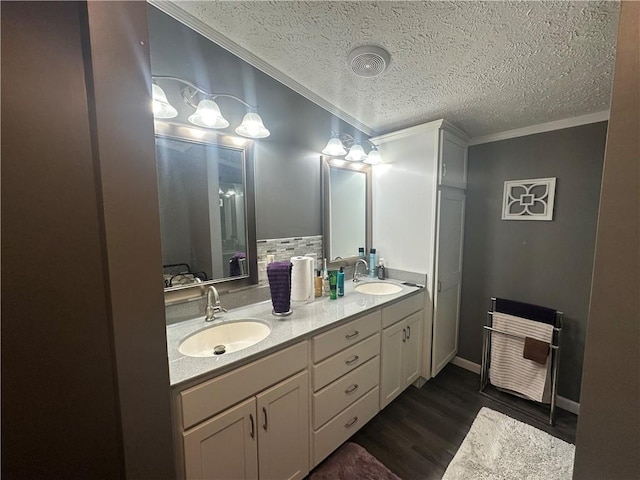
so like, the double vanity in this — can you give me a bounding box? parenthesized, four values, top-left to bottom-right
(167, 279, 425, 480)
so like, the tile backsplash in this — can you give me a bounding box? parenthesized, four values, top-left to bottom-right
(257, 235, 322, 262)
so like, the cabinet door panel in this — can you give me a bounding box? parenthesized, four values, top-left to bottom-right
(432, 189, 465, 377)
(380, 320, 405, 409)
(402, 311, 423, 386)
(257, 371, 309, 480)
(183, 397, 257, 480)
(439, 130, 467, 188)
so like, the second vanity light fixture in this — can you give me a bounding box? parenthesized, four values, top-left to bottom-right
(151, 76, 270, 139)
(321, 133, 383, 165)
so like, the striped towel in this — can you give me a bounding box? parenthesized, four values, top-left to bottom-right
(489, 312, 554, 403)
(266, 261, 292, 314)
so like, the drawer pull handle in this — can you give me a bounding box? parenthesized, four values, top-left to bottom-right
(345, 416, 359, 428)
(249, 413, 255, 439)
(262, 407, 268, 431)
(345, 330, 360, 340)
(345, 384, 359, 395)
(402, 328, 407, 342)
(345, 355, 360, 366)
(407, 325, 411, 339)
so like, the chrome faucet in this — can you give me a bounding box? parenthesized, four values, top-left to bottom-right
(353, 259, 368, 282)
(204, 285, 226, 322)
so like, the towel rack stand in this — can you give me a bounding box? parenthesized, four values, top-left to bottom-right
(480, 297, 563, 425)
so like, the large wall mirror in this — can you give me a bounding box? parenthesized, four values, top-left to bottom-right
(155, 122, 257, 292)
(322, 157, 372, 263)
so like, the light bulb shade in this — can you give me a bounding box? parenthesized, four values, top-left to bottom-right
(188, 99, 229, 129)
(152, 84, 178, 119)
(235, 112, 270, 138)
(363, 147, 383, 165)
(345, 144, 367, 162)
(321, 136, 347, 156)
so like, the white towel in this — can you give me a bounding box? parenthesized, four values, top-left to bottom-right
(489, 312, 554, 403)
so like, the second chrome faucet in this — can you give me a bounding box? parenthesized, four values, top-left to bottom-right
(205, 285, 227, 322)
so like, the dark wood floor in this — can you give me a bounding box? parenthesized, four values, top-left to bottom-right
(350, 364, 578, 480)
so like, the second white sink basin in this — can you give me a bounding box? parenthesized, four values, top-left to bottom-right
(179, 320, 271, 357)
(355, 282, 403, 296)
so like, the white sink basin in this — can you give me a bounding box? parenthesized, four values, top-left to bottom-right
(179, 320, 271, 357)
(355, 282, 403, 296)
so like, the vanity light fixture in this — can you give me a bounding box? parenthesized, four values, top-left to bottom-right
(322, 132, 383, 164)
(152, 76, 270, 139)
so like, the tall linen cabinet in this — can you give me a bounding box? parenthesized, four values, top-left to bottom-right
(371, 120, 469, 380)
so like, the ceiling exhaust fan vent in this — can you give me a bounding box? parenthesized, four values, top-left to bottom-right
(348, 46, 390, 78)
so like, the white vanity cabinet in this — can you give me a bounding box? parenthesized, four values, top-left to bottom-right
(380, 294, 424, 408)
(310, 310, 382, 467)
(176, 342, 309, 480)
(372, 119, 469, 380)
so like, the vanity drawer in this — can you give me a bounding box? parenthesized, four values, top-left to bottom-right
(312, 333, 380, 391)
(382, 292, 424, 328)
(312, 386, 380, 468)
(313, 356, 380, 430)
(312, 310, 381, 362)
(180, 341, 308, 429)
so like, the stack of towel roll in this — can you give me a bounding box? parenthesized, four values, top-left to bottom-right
(267, 261, 293, 314)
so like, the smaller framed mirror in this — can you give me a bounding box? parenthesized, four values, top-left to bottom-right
(322, 157, 372, 263)
(154, 122, 257, 293)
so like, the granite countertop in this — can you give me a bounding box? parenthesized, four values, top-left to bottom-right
(166, 278, 423, 388)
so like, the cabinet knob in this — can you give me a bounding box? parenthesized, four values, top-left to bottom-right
(345, 384, 359, 395)
(345, 355, 360, 366)
(262, 407, 268, 431)
(345, 330, 360, 340)
(345, 416, 359, 428)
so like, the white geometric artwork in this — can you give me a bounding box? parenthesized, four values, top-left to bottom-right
(501, 177, 556, 221)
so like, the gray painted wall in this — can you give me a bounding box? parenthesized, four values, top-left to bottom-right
(459, 122, 607, 402)
(148, 6, 365, 240)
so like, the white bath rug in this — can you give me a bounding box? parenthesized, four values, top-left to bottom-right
(441, 407, 575, 480)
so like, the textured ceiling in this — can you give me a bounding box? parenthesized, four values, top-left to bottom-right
(168, 1, 619, 137)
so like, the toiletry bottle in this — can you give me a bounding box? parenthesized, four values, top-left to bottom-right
(358, 247, 365, 259)
(369, 248, 377, 277)
(314, 270, 323, 297)
(329, 270, 338, 300)
(323, 258, 330, 296)
(377, 258, 386, 280)
(337, 266, 345, 297)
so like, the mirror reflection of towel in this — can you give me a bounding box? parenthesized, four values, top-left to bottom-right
(267, 261, 292, 313)
(229, 252, 246, 276)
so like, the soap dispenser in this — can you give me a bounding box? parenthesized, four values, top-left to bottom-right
(369, 248, 377, 277)
(377, 258, 386, 280)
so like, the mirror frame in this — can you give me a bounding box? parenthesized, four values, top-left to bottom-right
(321, 156, 372, 266)
(155, 121, 258, 302)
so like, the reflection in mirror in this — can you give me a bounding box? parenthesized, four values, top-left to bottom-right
(322, 157, 372, 263)
(155, 131, 253, 289)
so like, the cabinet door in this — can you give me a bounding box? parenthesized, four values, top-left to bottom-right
(257, 371, 309, 480)
(380, 320, 405, 409)
(439, 130, 468, 189)
(432, 188, 466, 377)
(183, 397, 258, 480)
(402, 311, 423, 386)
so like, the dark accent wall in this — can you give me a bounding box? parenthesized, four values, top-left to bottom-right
(2, 2, 175, 478)
(459, 121, 607, 402)
(147, 6, 365, 240)
(573, 2, 640, 477)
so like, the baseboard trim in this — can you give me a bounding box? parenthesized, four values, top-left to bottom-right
(451, 356, 481, 374)
(451, 356, 580, 415)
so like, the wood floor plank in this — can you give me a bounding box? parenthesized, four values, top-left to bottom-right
(348, 364, 578, 480)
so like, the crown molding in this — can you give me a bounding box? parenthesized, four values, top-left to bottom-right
(149, 0, 377, 137)
(468, 110, 610, 146)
